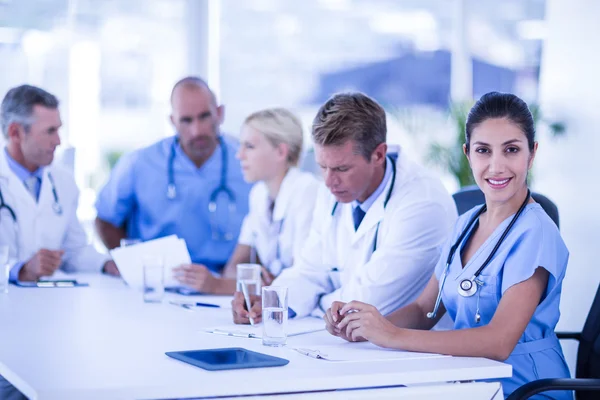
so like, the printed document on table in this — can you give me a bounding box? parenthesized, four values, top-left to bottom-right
(204, 317, 326, 338)
(291, 341, 449, 362)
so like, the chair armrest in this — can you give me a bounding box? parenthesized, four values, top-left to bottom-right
(506, 378, 600, 400)
(556, 331, 582, 341)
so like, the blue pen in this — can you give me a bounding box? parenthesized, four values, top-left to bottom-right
(195, 302, 221, 308)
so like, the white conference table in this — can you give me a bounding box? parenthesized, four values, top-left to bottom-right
(0, 273, 511, 399)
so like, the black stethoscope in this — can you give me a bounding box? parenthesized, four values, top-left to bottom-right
(0, 171, 64, 261)
(166, 135, 236, 241)
(427, 189, 531, 324)
(0, 187, 19, 260)
(329, 154, 397, 261)
(0, 172, 63, 219)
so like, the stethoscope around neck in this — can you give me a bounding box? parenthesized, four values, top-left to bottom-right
(0, 171, 63, 218)
(166, 135, 236, 241)
(0, 171, 64, 261)
(427, 189, 532, 324)
(329, 154, 397, 256)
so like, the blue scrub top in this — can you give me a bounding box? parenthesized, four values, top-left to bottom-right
(96, 135, 251, 272)
(435, 203, 571, 399)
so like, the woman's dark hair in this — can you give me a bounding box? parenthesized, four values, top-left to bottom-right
(465, 92, 535, 152)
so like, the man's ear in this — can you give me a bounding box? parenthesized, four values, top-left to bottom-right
(7, 122, 23, 144)
(217, 105, 225, 125)
(372, 142, 388, 164)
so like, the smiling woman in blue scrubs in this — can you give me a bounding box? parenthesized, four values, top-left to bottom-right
(95, 77, 251, 273)
(323, 92, 571, 399)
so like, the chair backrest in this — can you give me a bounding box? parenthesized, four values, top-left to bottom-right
(452, 186, 560, 229)
(577, 284, 600, 381)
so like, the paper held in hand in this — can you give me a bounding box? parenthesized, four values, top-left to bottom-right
(110, 235, 191, 290)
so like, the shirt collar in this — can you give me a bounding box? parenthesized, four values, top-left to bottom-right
(173, 135, 222, 172)
(4, 147, 44, 181)
(272, 167, 299, 221)
(352, 156, 393, 213)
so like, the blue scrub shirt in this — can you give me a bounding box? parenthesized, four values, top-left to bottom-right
(435, 203, 571, 399)
(96, 135, 251, 272)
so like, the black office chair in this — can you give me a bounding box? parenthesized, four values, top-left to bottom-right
(506, 284, 600, 400)
(452, 185, 560, 229)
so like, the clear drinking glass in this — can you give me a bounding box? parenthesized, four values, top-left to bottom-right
(142, 256, 164, 303)
(0, 245, 9, 294)
(236, 263, 262, 296)
(262, 286, 288, 347)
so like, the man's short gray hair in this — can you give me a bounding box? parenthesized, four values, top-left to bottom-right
(1, 85, 59, 138)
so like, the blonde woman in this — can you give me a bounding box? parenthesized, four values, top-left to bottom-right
(174, 108, 319, 294)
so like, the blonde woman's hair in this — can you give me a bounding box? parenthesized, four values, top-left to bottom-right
(243, 108, 304, 166)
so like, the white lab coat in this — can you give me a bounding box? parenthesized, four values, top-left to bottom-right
(273, 152, 458, 318)
(238, 168, 319, 276)
(0, 149, 110, 276)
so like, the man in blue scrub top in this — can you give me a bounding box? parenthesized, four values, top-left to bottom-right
(95, 77, 251, 272)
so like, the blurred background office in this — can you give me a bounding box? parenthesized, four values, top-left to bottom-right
(0, 0, 597, 378)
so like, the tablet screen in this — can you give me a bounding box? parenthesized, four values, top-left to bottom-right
(166, 347, 289, 371)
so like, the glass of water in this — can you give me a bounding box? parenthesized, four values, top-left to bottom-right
(236, 263, 262, 296)
(262, 286, 288, 347)
(142, 256, 164, 303)
(0, 245, 9, 294)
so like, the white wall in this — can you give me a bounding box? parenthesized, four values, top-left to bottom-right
(536, 0, 600, 375)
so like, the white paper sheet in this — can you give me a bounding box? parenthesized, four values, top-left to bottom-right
(205, 317, 326, 339)
(291, 341, 449, 362)
(109, 235, 191, 290)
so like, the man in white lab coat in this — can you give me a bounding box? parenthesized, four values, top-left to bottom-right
(232, 92, 457, 323)
(0, 85, 120, 399)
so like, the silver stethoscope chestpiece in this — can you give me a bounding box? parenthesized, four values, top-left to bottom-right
(458, 278, 478, 297)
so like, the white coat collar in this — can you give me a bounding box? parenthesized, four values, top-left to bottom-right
(272, 167, 301, 222)
(351, 158, 393, 241)
(0, 148, 57, 211)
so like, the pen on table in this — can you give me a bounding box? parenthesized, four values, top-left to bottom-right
(169, 301, 221, 309)
(210, 329, 258, 339)
(294, 348, 325, 360)
(240, 280, 255, 326)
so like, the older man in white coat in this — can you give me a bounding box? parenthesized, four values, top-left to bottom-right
(232, 92, 458, 323)
(0, 84, 119, 400)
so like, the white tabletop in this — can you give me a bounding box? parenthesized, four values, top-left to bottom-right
(0, 273, 511, 400)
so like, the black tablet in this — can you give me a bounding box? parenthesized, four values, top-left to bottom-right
(165, 347, 289, 371)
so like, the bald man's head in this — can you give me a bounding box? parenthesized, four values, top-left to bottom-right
(169, 76, 224, 168)
(170, 76, 217, 106)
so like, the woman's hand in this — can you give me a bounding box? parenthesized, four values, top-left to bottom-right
(173, 264, 218, 292)
(335, 301, 399, 347)
(324, 301, 366, 342)
(261, 267, 276, 286)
